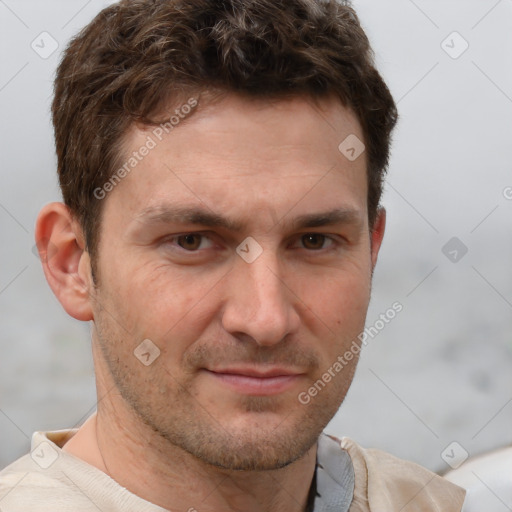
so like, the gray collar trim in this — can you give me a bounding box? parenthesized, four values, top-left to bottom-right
(312, 433, 355, 512)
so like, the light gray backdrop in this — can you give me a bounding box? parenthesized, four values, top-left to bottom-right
(1, 0, 511, 483)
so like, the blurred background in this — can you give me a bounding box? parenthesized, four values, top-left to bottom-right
(1, 0, 511, 483)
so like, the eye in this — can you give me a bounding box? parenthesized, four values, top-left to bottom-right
(174, 233, 214, 251)
(299, 233, 334, 250)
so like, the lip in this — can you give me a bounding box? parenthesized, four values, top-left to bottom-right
(203, 367, 305, 396)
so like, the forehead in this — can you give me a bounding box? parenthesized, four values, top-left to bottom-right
(103, 94, 368, 230)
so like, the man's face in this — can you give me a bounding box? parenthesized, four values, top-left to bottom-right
(90, 94, 383, 470)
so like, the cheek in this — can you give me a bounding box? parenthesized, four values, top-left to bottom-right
(293, 265, 371, 329)
(108, 263, 222, 348)
(291, 268, 372, 379)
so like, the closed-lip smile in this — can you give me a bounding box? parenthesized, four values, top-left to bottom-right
(203, 366, 305, 395)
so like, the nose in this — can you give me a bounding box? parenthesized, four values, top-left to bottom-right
(220, 247, 301, 347)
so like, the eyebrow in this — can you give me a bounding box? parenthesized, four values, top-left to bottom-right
(134, 205, 363, 232)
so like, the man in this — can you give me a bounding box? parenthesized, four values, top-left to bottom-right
(0, 0, 466, 510)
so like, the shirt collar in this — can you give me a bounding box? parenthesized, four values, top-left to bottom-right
(310, 433, 354, 512)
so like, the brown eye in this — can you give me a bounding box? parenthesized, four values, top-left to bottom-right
(301, 234, 327, 250)
(177, 234, 203, 250)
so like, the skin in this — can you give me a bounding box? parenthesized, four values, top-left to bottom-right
(35, 94, 385, 512)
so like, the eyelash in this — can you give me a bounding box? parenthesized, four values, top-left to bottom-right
(161, 232, 342, 253)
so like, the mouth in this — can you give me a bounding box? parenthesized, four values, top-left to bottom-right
(203, 366, 305, 396)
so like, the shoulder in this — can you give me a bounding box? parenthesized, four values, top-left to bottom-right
(0, 429, 167, 512)
(0, 453, 97, 512)
(335, 436, 466, 512)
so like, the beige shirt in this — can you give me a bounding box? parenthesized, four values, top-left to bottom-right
(0, 428, 466, 511)
(339, 437, 467, 511)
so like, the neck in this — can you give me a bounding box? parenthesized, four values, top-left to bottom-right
(63, 382, 317, 512)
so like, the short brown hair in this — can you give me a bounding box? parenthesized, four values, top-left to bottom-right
(52, 0, 397, 281)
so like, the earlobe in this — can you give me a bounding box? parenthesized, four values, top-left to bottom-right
(34, 202, 94, 321)
(370, 207, 386, 269)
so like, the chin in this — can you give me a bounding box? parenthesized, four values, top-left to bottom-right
(156, 413, 323, 472)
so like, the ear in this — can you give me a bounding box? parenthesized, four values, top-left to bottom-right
(370, 207, 386, 270)
(34, 202, 94, 321)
